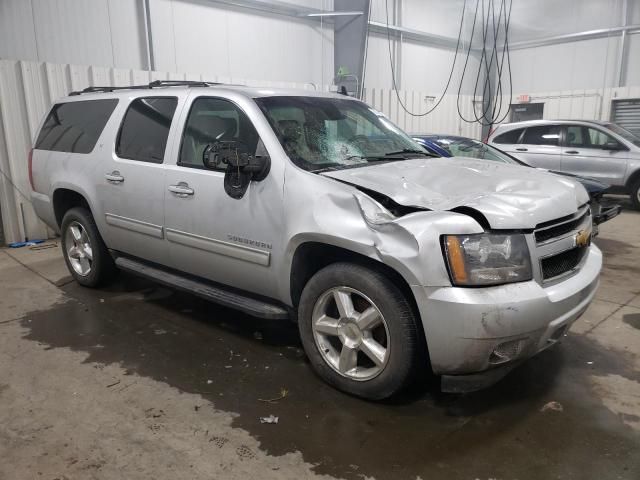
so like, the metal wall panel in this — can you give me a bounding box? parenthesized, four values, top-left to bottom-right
(612, 98, 640, 136)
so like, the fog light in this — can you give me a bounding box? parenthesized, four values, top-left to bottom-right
(489, 339, 525, 365)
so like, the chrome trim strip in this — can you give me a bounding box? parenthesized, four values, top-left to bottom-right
(165, 228, 271, 266)
(105, 213, 164, 239)
(535, 205, 589, 240)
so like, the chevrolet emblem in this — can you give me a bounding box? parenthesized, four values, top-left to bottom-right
(575, 228, 591, 248)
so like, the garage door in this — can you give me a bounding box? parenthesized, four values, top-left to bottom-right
(611, 99, 640, 137)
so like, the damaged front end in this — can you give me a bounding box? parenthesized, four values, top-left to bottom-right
(295, 166, 601, 392)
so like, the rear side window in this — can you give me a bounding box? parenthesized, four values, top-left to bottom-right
(521, 125, 561, 146)
(492, 128, 523, 144)
(116, 97, 178, 163)
(35, 99, 118, 153)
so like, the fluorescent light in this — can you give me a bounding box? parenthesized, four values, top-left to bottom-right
(304, 11, 363, 17)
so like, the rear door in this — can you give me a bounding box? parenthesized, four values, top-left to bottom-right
(98, 95, 183, 263)
(513, 124, 563, 169)
(561, 124, 628, 185)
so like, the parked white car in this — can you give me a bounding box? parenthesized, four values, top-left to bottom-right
(488, 119, 640, 209)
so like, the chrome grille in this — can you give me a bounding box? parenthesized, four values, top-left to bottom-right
(541, 246, 588, 280)
(534, 204, 591, 282)
(535, 210, 588, 244)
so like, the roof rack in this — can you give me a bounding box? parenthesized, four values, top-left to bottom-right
(68, 80, 220, 96)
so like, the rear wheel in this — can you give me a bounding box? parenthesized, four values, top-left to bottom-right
(298, 262, 422, 400)
(630, 178, 640, 210)
(61, 207, 116, 287)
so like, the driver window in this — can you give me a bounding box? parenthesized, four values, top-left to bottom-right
(179, 97, 259, 170)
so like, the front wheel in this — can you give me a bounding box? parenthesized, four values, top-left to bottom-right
(630, 178, 640, 210)
(61, 207, 116, 287)
(298, 263, 422, 400)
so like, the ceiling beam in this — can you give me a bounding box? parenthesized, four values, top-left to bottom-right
(509, 24, 640, 51)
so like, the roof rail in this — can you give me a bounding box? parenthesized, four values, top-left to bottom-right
(68, 80, 220, 96)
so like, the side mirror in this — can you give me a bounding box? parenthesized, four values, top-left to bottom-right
(203, 140, 270, 199)
(601, 142, 622, 151)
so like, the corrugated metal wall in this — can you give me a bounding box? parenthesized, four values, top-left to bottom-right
(0, 58, 482, 244)
(503, 85, 640, 122)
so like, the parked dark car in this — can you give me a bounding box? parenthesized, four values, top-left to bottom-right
(413, 134, 621, 230)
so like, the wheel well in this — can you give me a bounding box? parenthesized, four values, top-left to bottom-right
(290, 242, 431, 374)
(627, 169, 640, 191)
(53, 189, 90, 227)
(290, 242, 420, 317)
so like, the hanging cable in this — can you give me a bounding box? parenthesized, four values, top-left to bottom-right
(384, 0, 468, 116)
(0, 166, 33, 206)
(457, 0, 513, 126)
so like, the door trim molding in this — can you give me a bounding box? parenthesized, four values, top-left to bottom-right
(165, 228, 271, 266)
(105, 213, 164, 239)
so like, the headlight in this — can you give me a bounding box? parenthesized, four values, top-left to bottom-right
(443, 233, 532, 286)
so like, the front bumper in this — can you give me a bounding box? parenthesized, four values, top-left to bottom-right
(412, 244, 602, 391)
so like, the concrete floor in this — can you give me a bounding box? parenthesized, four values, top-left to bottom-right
(1, 204, 639, 480)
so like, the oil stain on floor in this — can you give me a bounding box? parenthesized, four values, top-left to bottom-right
(19, 273, 640, 480)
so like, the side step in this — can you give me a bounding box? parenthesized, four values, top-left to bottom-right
(115, 257, 290, 320)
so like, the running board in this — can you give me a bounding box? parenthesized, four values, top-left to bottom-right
(115, 257, 290, 320)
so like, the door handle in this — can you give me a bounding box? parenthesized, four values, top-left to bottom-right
(168, 182, 194, 197)
(565, 150, 579, 154)
(105, 171, 124, 183)
(515, 148, 528, 152)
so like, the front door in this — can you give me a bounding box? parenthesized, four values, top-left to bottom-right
(98, 95, 181, 263)
(163, 94, 284, 300)
(561, 124, 629, 185)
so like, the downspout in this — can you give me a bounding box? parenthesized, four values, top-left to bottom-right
(142, 0, 155, 72)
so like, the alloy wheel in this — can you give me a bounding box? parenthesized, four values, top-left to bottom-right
(65, 221, 93, 276)
(311, 287, 390, 381)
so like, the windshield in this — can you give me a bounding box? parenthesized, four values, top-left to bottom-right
(254, 96, 430, 172)
(604, 122, 640, 147)
(432, 137, 528, 165)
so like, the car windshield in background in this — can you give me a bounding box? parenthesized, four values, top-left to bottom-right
(604, 122, 640, 147)
(254, 96, 431, 172)
(433, 137, 527, 165)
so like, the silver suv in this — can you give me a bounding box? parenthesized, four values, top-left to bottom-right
(489, 119, 640, 209)
(30, 81, 601, 399)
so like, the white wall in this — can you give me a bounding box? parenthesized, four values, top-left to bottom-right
(148, 0, 333, 86)
(363, 0, 483, 95)
(0, 0, 146, 70)
(508, 0, 640, 93)
(0, 0, 334, 88)
(503, 85, 640, 125)
(509, 36, 623, 93)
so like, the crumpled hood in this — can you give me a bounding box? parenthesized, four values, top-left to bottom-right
(321, 158, 589, 229)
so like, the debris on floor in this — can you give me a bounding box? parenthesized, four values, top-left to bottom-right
(260, 415, 279, 424)
(8, 239, 45, 248)
(540, 401, 564, 413)
(258, 388, 289, 403)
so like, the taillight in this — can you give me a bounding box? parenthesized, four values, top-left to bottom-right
(28, 148, 35, 191)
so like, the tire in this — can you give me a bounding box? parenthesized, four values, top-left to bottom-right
(630, 178, 640, 211)
(60, 207, 116, 287)
(298, 262, 422, 400)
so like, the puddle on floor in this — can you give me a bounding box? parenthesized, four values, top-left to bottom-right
(18, 273, 640, 480)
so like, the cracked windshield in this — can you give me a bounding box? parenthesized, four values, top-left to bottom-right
(255, 96, 433, 172)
